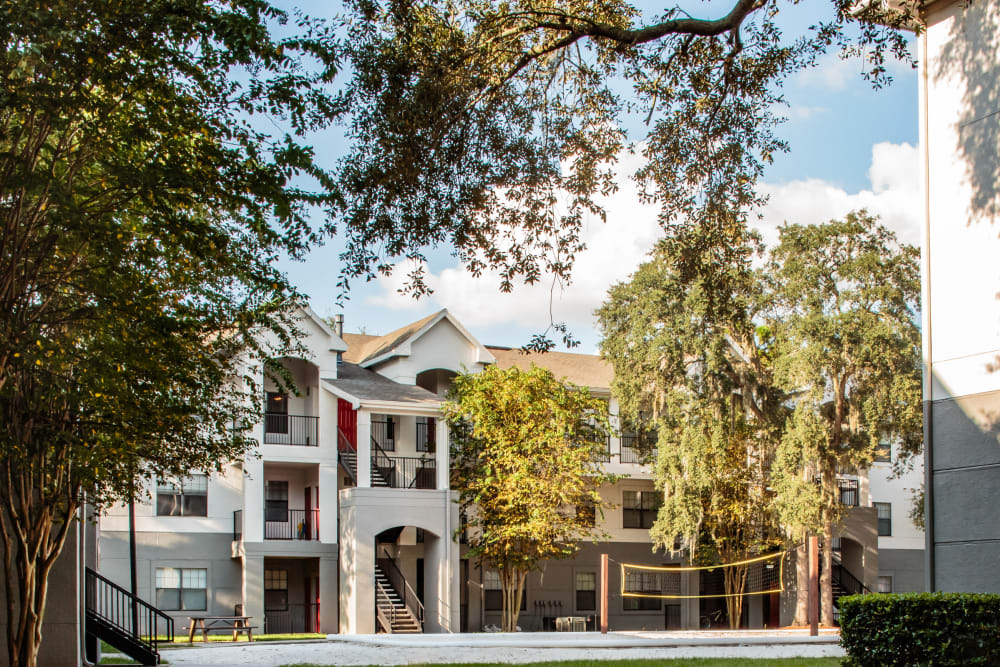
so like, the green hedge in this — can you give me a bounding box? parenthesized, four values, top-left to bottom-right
(839, 592, 1000, 666)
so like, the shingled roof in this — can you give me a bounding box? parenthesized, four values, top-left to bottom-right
(341, 310, 443, 365)
(322, 362, 441, 407)
(486, 346, 614, 390)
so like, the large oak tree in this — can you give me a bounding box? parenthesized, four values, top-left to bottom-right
(0, 2, 339, 665)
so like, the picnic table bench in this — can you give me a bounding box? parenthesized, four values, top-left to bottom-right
(186, 615, 258, 643)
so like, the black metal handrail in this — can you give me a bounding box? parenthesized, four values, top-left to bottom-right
(263, 413, 319, 446)
(838, 478, 860, 507)
(264, 603, 320, 633)
(264, 509, 320, 540)
(620, 439, 657, 464)
(833, 562, 871, 596)
(371, 437, 437, 488)
(376, 556, 424, 629)
(233, 509, 243, 540)
(338, 428, 358, 485)
(85, 567, 174, 655)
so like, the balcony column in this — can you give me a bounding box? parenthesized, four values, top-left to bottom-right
(243, 555, 265, 632)
(356, 410, 372, 488)
(435, 414, 449, 490)
(318, 462, 338, 543)
(243, 362, 265, 542)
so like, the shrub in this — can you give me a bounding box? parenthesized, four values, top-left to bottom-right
(839, 592, 1000, 666)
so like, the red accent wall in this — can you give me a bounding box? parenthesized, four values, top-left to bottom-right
(337, 398, 356, 450)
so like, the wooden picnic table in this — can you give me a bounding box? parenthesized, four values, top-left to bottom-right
(186, 615, 257, 643)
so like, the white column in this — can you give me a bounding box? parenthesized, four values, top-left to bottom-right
(357, 410, 372, 488)
(435, 415, 449, 490)
(318, 462, 338, 544)
(243, 456, 264, 543)
(317, 381, 338, 454)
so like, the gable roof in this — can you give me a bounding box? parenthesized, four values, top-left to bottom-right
(298, 304, 348, 352)
(341, 309, 494, 368)
(487, 346, 614, 390)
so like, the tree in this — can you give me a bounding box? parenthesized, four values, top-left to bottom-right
(0, 2, 340, 665)
(332, 0, 918, 329)
(444, 364, 616, 632)
(766, 211, 922, 626)
(598, 232, 783, 628)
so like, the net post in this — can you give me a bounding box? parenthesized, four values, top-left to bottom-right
(600, 553, 608, 634)
(808, 535, 819, 636)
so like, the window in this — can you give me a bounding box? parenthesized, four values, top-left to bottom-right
(264, 569, 288, 611)
(575, 572, 596, 611)
(623, 571, 661, 611)
(576, 502, 596, 528)
(265, 480, 289, 523)
(874, 441, 891, 463)
(483, 570, 525, 611)
(155, 567, 206, 611)
(265, 392, 288, 434)
(874, 502, 892, 536)
(877, 575, 893, 593)
(416, 416, 436, 452)
(623, 490, 661, 529)
(156, 474, 208, 516)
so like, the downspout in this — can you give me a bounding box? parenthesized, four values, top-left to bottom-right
(918, 22, 935, 593)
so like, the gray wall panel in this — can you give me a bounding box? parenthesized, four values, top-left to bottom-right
(931, 393, 1000, 471)
(934, 542, 1000, 593)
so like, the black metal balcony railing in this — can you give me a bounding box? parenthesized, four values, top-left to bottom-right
(233, 510, 243, 540)
(263, 414, 318, 446)
(264, 509, 320, 540)
(371, 454, 437, 489)
(838, 479, 860, 507)
(620, 432, 658, 465)
(372, 418, 395, 451)
(416, 420, 436, 452)
(264, 603, 320, 634)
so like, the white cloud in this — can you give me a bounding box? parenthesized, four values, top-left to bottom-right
(794, 50, 916, 91)
(785, 105, 829, 120)
(367, 142, 921, 335)
(754, 141, 921, 248)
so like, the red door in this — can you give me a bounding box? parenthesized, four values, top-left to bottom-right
(337, 399, 356, 450)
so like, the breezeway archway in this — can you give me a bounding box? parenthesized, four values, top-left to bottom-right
(338, 488, 460, 634)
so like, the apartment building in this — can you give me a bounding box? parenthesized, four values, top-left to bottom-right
(99, 306, 896, 634)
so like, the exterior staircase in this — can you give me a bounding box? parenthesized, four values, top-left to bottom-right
(85, 567, 173, 665)
(337, 430, 391, 487)
(375, 561, 423, 633)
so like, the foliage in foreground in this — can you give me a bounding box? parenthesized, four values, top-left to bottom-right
(0, 2, 338, 665)
(839, 592, 1000, 666)
(445, 365, 616, 632)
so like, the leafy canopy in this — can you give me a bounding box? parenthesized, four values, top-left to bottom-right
(333, 0, 918, 338)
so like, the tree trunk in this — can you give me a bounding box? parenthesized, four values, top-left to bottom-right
(0, 502, 75, 667)
(793, 540, 808, 625)
(500, 569, 527, 632)
(722, 564, 748, 629)
(820, 523, 834, 627)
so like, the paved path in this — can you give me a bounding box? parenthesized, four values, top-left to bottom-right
(158, 631, 845, 667)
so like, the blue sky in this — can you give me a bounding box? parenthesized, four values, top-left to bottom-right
(275, 1, 920, 352)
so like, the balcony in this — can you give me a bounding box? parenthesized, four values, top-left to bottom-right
(370, 454, 437, 489)
(264, 509, 320, 540)
(263, 414, 318, 447)
(620, 432, 657, 464)
(838, 479, 860, 507)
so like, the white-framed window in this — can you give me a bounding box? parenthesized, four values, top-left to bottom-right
(575, 572, 596, 611)
(874, 502, 892, 536)
(483, 570, 525, 611)
(874, 440, 891, 463)
(623, 571, 661, 611)
(155, 567, 207, 611)
(156, 474, 208, 516)
(623, 490, 661, 529)
(877, 575, 893, 593)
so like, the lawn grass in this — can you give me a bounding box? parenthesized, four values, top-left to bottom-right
(98, 656, 168, 665)
(278, 661, 842, 667)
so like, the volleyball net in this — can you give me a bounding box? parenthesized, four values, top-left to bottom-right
(620, 551, 786, 600)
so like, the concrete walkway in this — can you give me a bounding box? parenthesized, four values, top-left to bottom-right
(157, 631, 844, 667)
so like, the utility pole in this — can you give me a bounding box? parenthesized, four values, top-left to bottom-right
(600, 553, 608, 634)
(129, 473, 139, 639)
(808, 535, 819, 637)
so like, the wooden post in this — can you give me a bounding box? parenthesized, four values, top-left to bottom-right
(600, 553, 609, 634)
(808, 535, 819, 636)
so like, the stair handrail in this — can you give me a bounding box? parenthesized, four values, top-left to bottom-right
(376, 557, 424, 628)
(371, 435, 395, 487)
(832, 561, 871, 596)
(375, 579, 397, 633)
(338, 428, 358, 485)
(86, 567, 174, 656)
